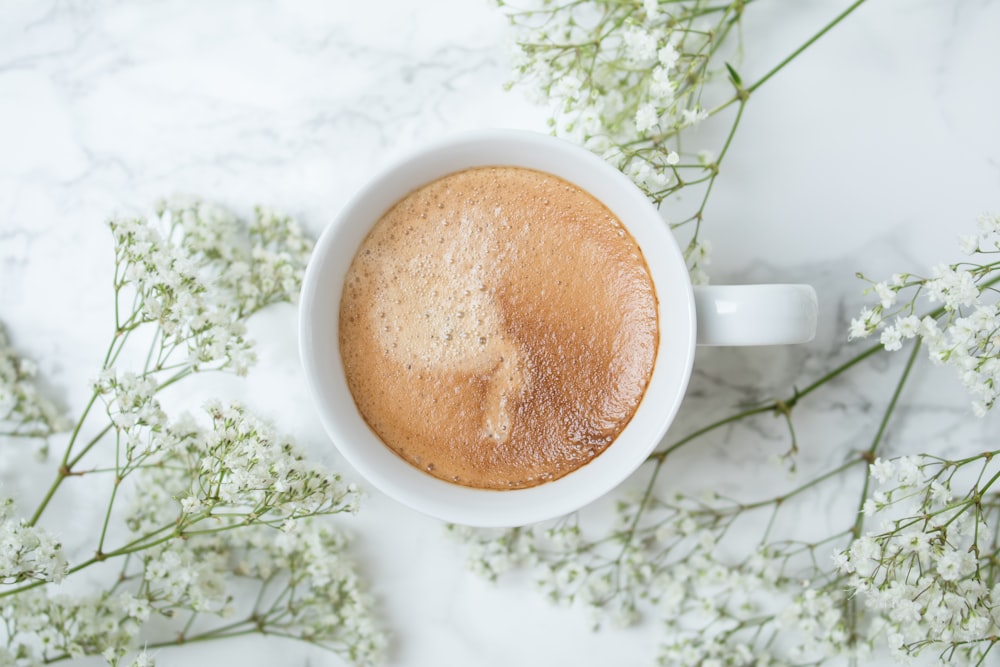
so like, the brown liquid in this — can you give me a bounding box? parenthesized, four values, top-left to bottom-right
(339, 166, 658, 489)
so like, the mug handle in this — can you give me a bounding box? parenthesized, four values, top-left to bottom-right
(693, 284, 818, 346)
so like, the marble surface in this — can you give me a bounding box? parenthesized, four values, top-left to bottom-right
(2, 0, 999, 665)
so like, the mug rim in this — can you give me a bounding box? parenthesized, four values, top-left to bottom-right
(299, 129, 696, 527)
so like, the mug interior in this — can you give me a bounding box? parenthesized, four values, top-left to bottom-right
(299, 130, 695, 527)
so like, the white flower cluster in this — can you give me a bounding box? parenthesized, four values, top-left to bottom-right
(0, 322, 67, 441)
(127, 523, 384, 664)
(110, 199, 312, 377)
(452, 489, 852, 664)
(685, 237, 712, 286)
(0, 401, 377, 666)
(444, 524, 536, 582)
(142, 542, 229, 613)
(129, 524, 386, 664)
(836, 454, 1000, 664)
(0, 498, 67, 585)
(94, 370, 166, 435)
(850, 213, 1000, 416)
(1, 589, 151, 664)
(2, 198, 383, 664)
(504, 0, 739, 202)
(193, 401, 360, 516)
(232, 520, 387, 664)
(123, 401, 361, 534)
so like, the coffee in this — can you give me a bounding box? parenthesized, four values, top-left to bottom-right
(338, 166, 658, 489)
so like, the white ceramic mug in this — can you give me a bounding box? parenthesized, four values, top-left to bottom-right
(299, 130, 817, 527)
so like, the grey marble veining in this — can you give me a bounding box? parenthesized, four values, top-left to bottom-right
(1, 1, 999, 665)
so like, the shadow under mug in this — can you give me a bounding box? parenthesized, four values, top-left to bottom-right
(299, 129, 817, 527)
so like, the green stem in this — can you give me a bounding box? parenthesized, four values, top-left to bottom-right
(651, 403, 774, 462)
(148, 626, 260, 648)
(844, 337, 922, 651)
(60, 391, 99, 469)
(650, 339, 885, 465)
(742, 457, 865, 514)
(27, 395, 105, 527)
(851, 338, 923, 539)
(66, 424, 114, 470)
(0, 429, 54, 438)
(748, 0, 869, 94)
(29, 309, 130, 527)
(684, 95, 747, 234)
(95, 431, 124, 556)
(711, 0, 871, 118)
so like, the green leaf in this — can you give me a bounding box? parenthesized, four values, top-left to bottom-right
(725, 62, 742, 87)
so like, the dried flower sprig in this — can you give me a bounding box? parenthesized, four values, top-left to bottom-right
(837, 452, 1000, 665)
(0, 322, 68, 446)
(850, 213, 1000, 416)
(108, 199, 311, 379)
(450, 460, 863, 665)
(502, 0, 740, 204)
(0, 201, 385, 666)
(500, 0, 743, 282)
(499, 0, 867, 283)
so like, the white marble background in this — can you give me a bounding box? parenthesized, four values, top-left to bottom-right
(1, 0, 999, 665)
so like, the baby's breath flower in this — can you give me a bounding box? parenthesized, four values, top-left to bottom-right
(0, 499, 67, 584)
(0, 322, 68, 444)
(124, 402, 360, 535)
(499, 0, 750, 284)
(977, 211, 1000, 235)
(128, 650, 155, 667)
(453, 486, 850, 663)
(959, 233, 980, 255)
(879, 325, 902, 352)
(850, 213, 1000, 415)
(111, 200, 312, 378)
(1, 198, 382, 666)
(839, 452, 1000, 664)
(635, 103, 659, 134)
(926, 264, 979, 310)
(0, 589, 148, 662)
(623, 26, 658, 64)
(681, 107, 708, 126)
(685, 238, 712, 286)
(848, 316, 871, 341)
(873, 281, 896, 308)
(848, 306, 883, 340)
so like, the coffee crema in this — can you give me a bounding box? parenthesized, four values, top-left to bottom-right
(338, 166, 658, 489)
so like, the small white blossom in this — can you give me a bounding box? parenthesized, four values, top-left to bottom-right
(681, 107, 708, 126)
(849, 317, 871, 340)
(976, 211, 1000, 235)
(873, 281, 896, 308)
(880, 326, 903, 351)
(657, 43, 679, 70)
(648, 66, 675, 102)
(925, 264, 979, 310)
(959, 234, 980, 255)
(936, 548, 977, 582)
(0, 499, 68, 584)
(0, 322, 68, 441)
(622, 27, 658, 63)
(896, 315, 920, 338)
(635, 103, 659, 133)
(851, 214, 1000, 415)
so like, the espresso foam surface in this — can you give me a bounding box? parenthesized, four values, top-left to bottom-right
(339, 166, 658, 489)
